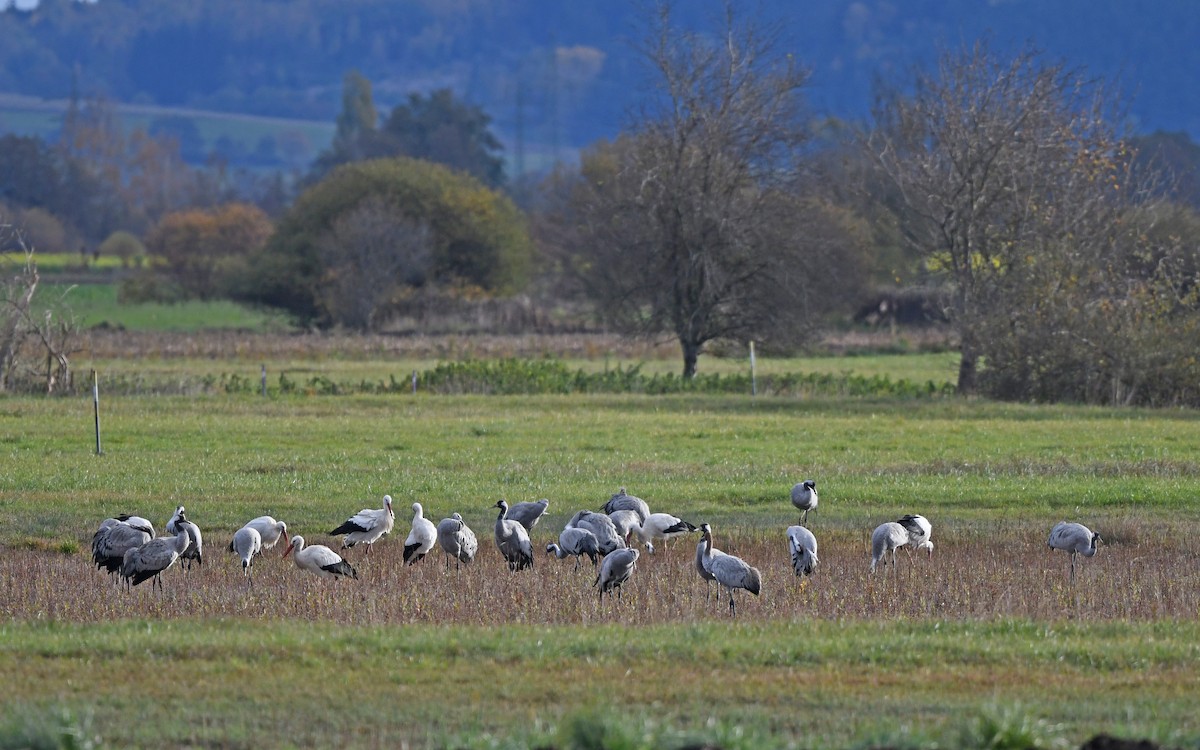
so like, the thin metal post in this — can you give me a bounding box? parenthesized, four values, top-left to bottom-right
(92, 369, 102, 455)
(411, 369, 418, 395)
(261, 364, 267, 397)
(749, 341, 757, 397)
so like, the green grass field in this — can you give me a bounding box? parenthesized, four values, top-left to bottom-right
(3, 381, 1200, 748)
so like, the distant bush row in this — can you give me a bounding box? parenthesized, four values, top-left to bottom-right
(57, 358, 952, 399)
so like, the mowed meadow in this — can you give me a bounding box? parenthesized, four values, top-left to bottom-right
(3, 337, 1200, 748)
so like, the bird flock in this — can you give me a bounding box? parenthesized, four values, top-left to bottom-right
(89, 481, 1103, 614)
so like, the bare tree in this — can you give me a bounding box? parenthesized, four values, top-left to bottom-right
(1, 226, 80, 394)
(870, 42, 1135, 395)
(540, 2, 868, 377)
(316, 196, 433, 331)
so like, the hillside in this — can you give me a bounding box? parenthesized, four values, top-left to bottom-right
(1, 0, 1197, 174)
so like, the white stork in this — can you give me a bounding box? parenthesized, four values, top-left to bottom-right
(1048, 521, 1102, 581)
(790, 480, 818, 525)
(329, 494, 395, 555)
(237, 516, 289, 552)
(403, 502, 438, 565)
(699, 523, 761, 615)
(231, 526, 262, 581)
(627, 512, 696, 554)
(282, 535, 358, 580)
(786, 525, 819, 577)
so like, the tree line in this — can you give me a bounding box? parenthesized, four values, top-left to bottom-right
(4, 1, 1200, 407)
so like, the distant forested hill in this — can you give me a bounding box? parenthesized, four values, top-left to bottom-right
(1, 0, 1197, 164)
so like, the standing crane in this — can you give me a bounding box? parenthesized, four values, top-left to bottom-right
(436, 513, 478, 569)
(786, 525, 819, 577)
(790, 480, 818, 525)
(493, 500, 534, 571)
(594, 547, 639, 602)
(1048, 521, 1102, 581)
(698, 523, 761, 615)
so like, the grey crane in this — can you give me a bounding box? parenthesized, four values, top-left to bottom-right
(283, 535, 358, 580)
(493, 500, 534, 571)
(92, 517, 154, 579)
(167, 506, 203, 571)
(566, 510, 625, 556)
(594, 547, 639, 602)
(231, 526, 262, 582)
(628, 512, 696, 554)
(694, 535, 726, 603)
(329, 494, 395, 555)
(790, 480, 818, 525)
(120, 520, 200, 590)
(870, 521, 908, 573)
(786, 524, 819, 577)
(436, 513, 478, 569)
(546, 526, 600, 570)
(503, 498, 550, 533)
(403, 502, 438, 565)
(1048, 521, 1102, 581)
(601, 488, 650, 524)
(699, 523, 761, 615)
(607, 509, 641, 541)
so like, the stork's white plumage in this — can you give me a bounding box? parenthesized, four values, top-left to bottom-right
(283, 535, 358, 580)
(566, 510, 625, 555)
(786, 525, 819, 577)
(232, 526, 262, 580)
(628, 512, 697, 554)
(493, 500, 534, 571)
(601, 487, 650, 524)
(790, 480, 818, 525)
(403, 502, 438, 565)
(699, 523, 760, 615)
(594, 547, 639, 601)
(1048, 521, 1102, 581)
(546, 526, 600, 570)
(329, 495, 395, 555)
(503, 498, 550, 533)
(121, 521, 199, 590)
(240, 516, 289, 551)
(896, 514, 934, 558)
(437, 513, 478, 568)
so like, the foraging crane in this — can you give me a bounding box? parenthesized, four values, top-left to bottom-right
(92, 517, 153, 578)
(546, 526, 600, 570)
(1048, 521, 1102, 581)
(166, 506, 203, 570)
(120, 520, 200, 590)
(786, 525, 819, 577)
(436, 513, 478, 569)
(282, 535, 358, 580)
(329, 495, 395, 555)
(403, 502, 438, 565)
(566, 510, 625, 556)
(594, 547, 639, 602)
(503, 498, 550, 533)
(235, 516, 289, 552)
(231, 526, 262, 581)
(601, 488, 650, 524)
(493, 500, 534, 571)
(627, 513, 696, 554)
(790, 480, 818, 525)
(870, 522, 907, 573)
(698, 523, 761, 615)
